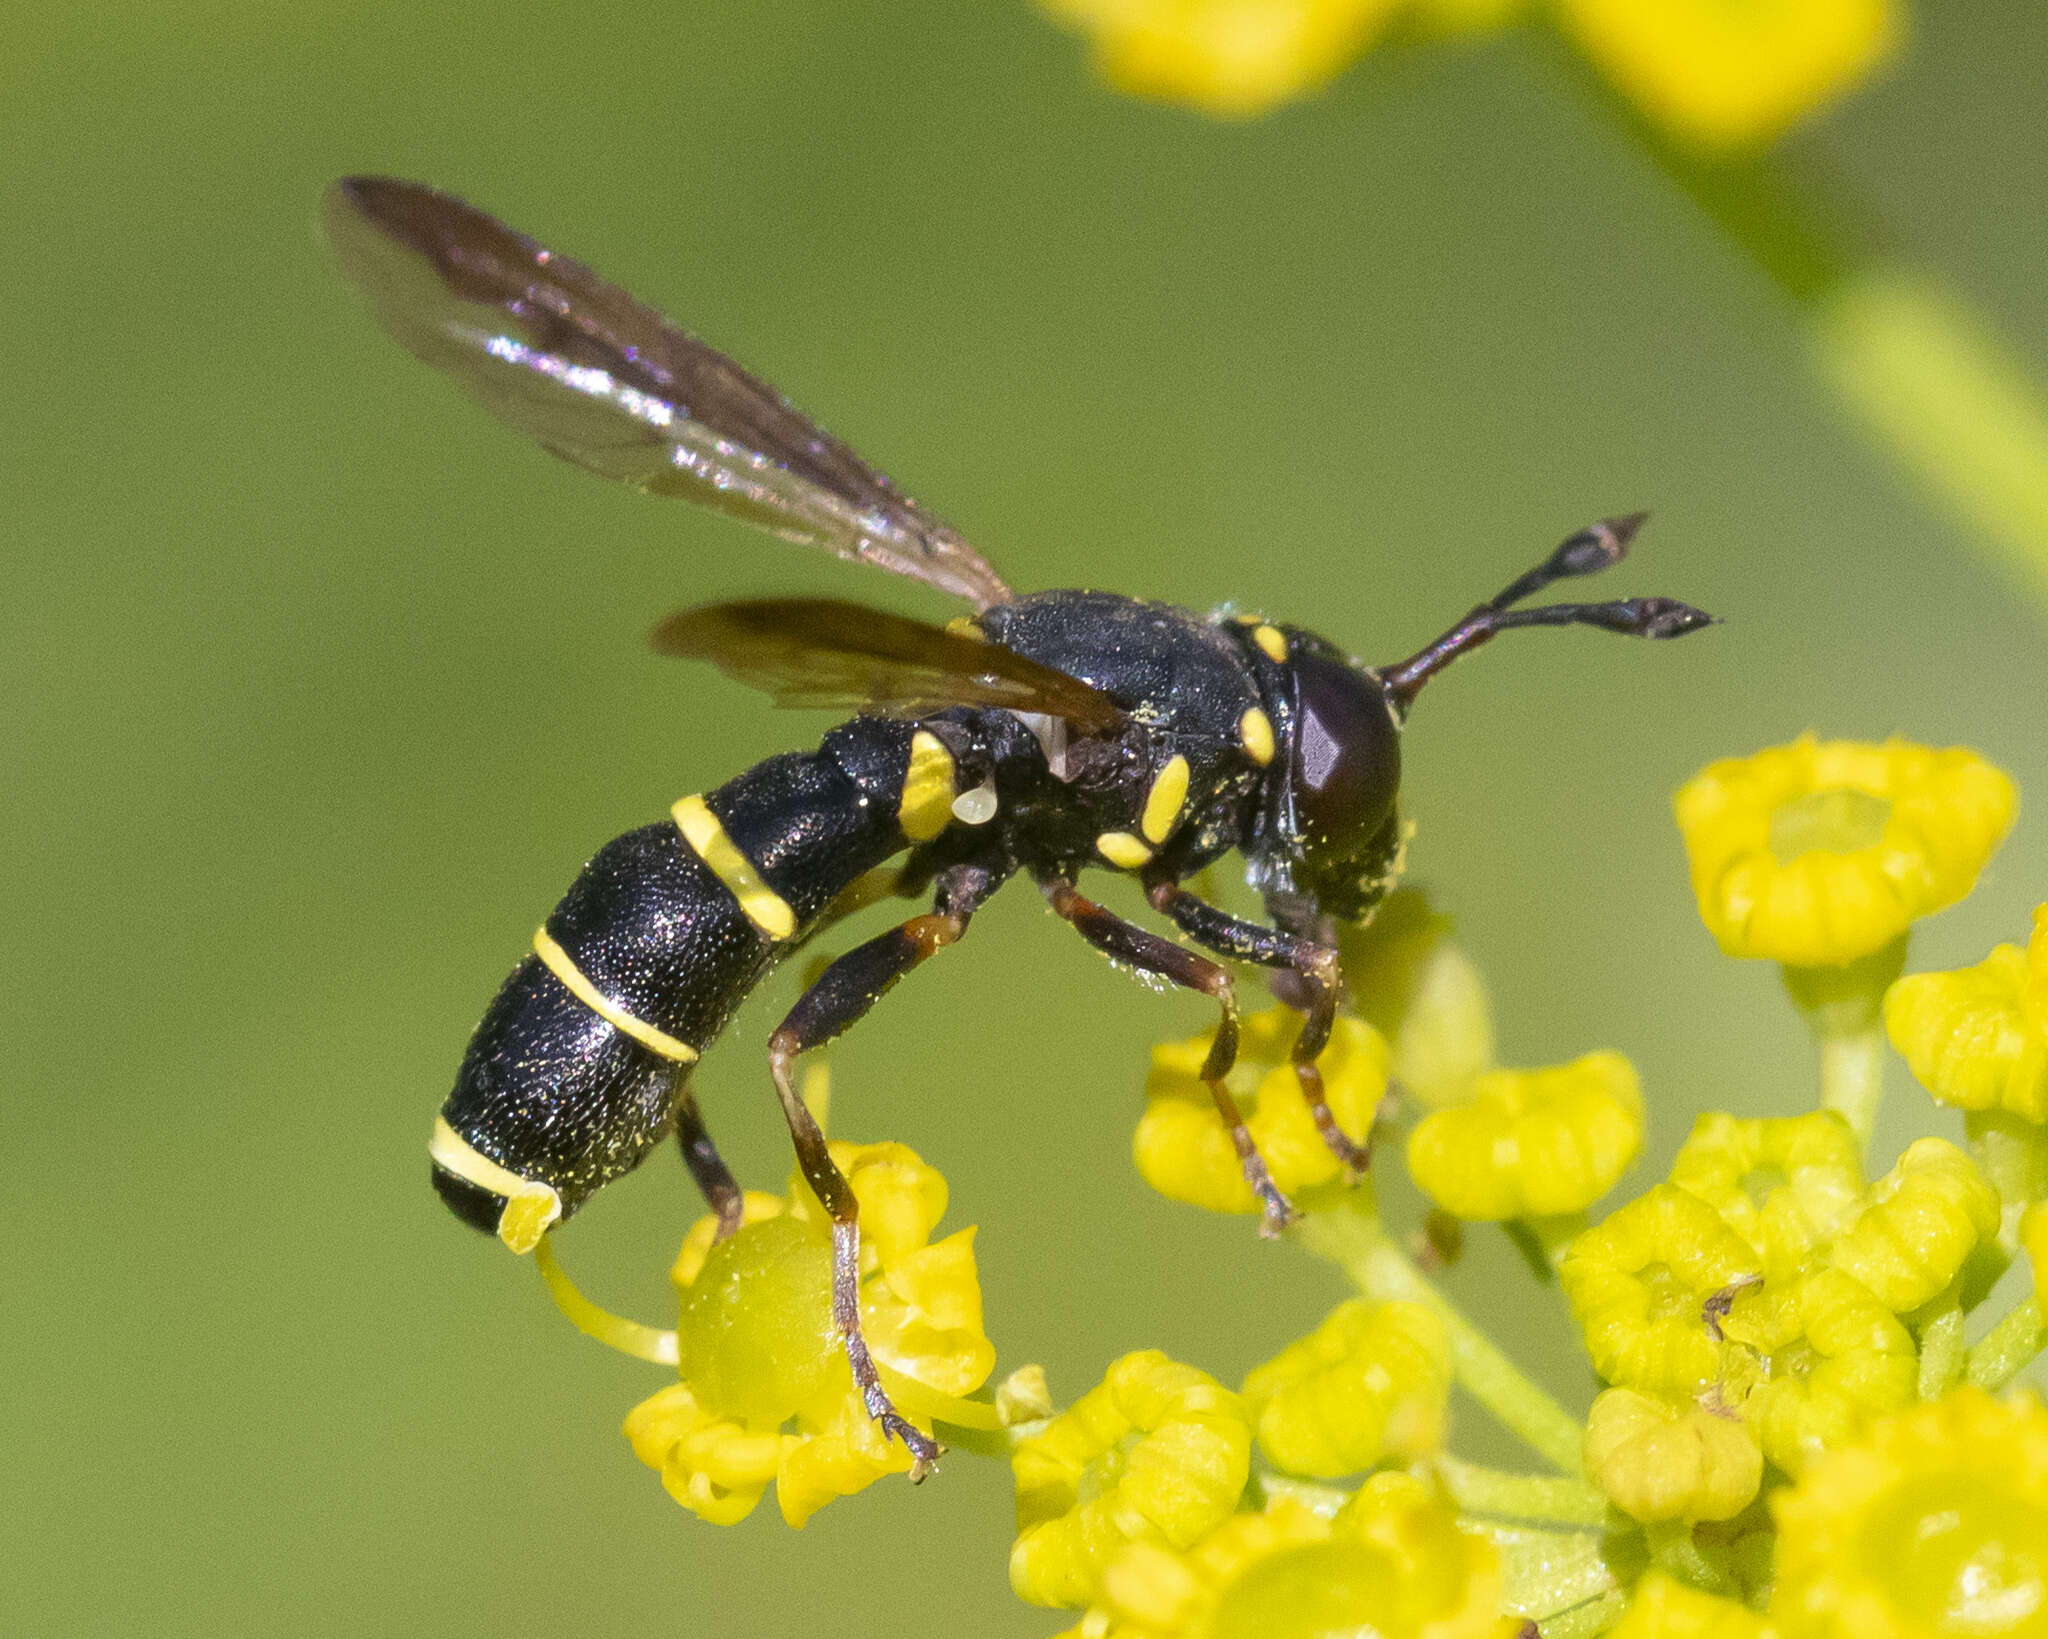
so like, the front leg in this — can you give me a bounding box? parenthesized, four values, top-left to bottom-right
(1143, 879, 1372, 1174)
(1039, 874, 1298, 1235)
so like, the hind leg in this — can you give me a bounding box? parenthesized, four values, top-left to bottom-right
(764, 862, 997, 1475)
(674, 1081, 743, 1240)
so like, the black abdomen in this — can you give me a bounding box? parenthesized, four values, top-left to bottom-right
(431, 716, 946, 1243)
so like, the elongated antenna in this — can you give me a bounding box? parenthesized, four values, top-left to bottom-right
(1379, 515, 1713, 711)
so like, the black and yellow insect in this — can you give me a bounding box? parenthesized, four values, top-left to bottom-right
(327, 176, 1712, 1471)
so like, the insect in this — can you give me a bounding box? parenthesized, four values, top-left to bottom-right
(326, 176, 1712, 1473)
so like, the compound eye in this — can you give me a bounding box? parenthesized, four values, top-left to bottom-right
(1289, 653, 1400, 852)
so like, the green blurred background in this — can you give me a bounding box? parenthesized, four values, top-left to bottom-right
(8, 3, 2048, 1633)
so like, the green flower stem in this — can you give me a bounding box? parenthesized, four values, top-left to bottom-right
(1436, 1454, 1610, 1528)
(1644, 1521, 1736, 1599)
(1476, 1522, 1620, 1626)
(1553, 31, 2048, 604)
(533, 1235, 679, 1365)
(1966, 1110, 2048, 1248)
(1249, 1474, 1351, 1518)
(932, 1418, 1023, 1461)
(1536, 1592, 1629, 1639)
(1917, 1299, 1968, 1400)
(1819, 1027, 1886, 1151)
(1966, 1297, 2046, 1391)
(1299, 1197, 1586, 1475)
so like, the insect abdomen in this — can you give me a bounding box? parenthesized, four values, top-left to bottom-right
(430, 718, 953, 1248)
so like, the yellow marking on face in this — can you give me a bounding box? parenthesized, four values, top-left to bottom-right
(533, 927, 703, 1063)
(1252, 624, 1289, 664)
(429, 1116, 562, 1254)
(1141, 754, 1191, 845)
(1239, 707, 1276, 767)
(1096, 830, 1154, 869)
(898, 730, 957, 842)
(1232, 613, 1261, 627)
(671, 794, 798, 941)
(945, 616, 987, 642)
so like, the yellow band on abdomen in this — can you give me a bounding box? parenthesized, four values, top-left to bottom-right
(532, 926, 701, 1064)
(428, 1116, 562, 1254)
(670, 794, 799, 940)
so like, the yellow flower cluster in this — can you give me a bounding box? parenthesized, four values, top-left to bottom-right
(1135, 1007, 1388, 1215)
(1608, 1572, 1774, 1639)
(1036, 0, 1403, 119)
(1406, 1051, 1644, 1222)
(1598, 1389, 2048, 1637)
(1557, 0, 1896, 149)
(1771, 1387, 2048, 1639)
(1037, 0, 1898, 145)
(1050, 1475, 1518, 1639)
(1014, 1307, 1459, 1624)
(1674, 737, 2015, 970)
(1240, 1297, 1449, 1476)
(623, 1141, 995, 1527)
(1011, 1350, 1253, 1608)
(1886, 903, 2048, 1123)
(1564, 1112, 2001, 1519)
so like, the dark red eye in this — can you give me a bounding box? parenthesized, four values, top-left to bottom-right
(1289, 653, 1401, 855)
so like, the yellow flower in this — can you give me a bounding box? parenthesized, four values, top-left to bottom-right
(1340, 886, 1495, 1110)
(1406, 1051, 1644, 1220)
(1135, 1007, 1389, 1217)
(622, 1381, 791, 1526)
(1824, 1138, 2000, 1314)
(1241, 1298, 1449, 1477)
(1609, 1571, 1777, 1639)
(1556, 0, 1898, 149)
(1037, 0, 1403, 119)
(1718, 1266, 1916, 1477)
(1674, 737, 2016, 968)
(1559, 1183, 1763, 1397)
(1060, 1477, 1518, 1639)
(1668, 1112, 1867, 1282)
(625, 1142, 996, 1528)
(1011, 1350, 1252, 1608)
(1886, 910, 2048, 1123)
(1769, 1386, 2048, 1639)
(1584, 1386, 1763, 1523)
(2026, 1204, 2048, 1309)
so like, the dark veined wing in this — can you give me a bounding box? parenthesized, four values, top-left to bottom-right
(651, 600, 1126, 734)
(324, 177, 1014, 611)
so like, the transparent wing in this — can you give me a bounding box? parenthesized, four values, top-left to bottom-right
(651, 600, 1126, 733)
(325, 176, 1014, 610)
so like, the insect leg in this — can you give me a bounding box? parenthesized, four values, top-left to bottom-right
(764, 862, 997, 1477)
(1145, 882, 1370, 1174)
(1039, 874, 1298, 1235)
(674, 1083, 743, 1240)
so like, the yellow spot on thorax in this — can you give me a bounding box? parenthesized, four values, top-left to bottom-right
(945, 616, 987, 641)
(1238, 707, 1275, 767)
(899, 730, 956, 842)
(1141, 754, 1191, 845)
(533, 926, 701, 1064)
(1096, 830, 1154, 869)
(672, 794, 798, 940)
(1252, 624, 1289, 663)
(429, 1117, 562, 1254)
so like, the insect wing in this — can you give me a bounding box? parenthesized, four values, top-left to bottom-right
(324, 177, 1013, 610)
(651, 600, 1126, 733)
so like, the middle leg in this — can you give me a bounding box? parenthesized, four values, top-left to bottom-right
(1144, 878, 1373, 1173)
(1039, 873, 1298, 1235)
